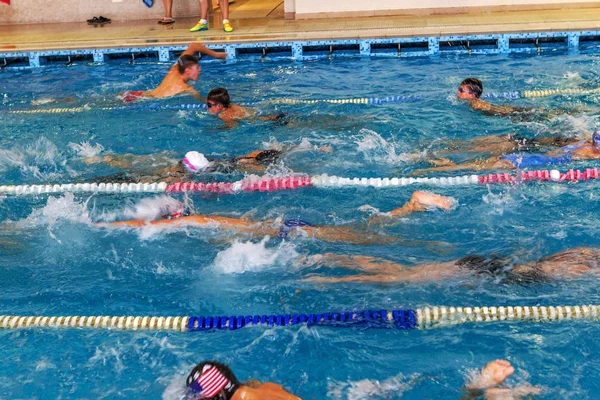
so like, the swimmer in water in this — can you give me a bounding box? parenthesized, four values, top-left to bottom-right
(185, 361, 300, 400)
(121, 42, 226, 102)
(206, 88, 289, 126)
(303, 247, 600, 284)
(457, 77, 578, 120)
(84, 143, 332, 183)
(465, 360, 542, 399)
(411, 129, 600, 175)
(107, 191, 455, 247)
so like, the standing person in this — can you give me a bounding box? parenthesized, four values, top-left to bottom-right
(158, 0, 175, 24)
(190, 0, 233, 33)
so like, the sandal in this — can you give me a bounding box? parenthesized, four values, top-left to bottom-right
(158, 17, 175, 25)
(97, 16, 111, 23)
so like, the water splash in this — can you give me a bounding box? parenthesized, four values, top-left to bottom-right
(68, 141, 105, 158)
(122, 195, 186, 221)
(213, 237, 299, 274)
(355, 129, 410, 164)
(327, 372, 420, 399)
(0, 137, 76, 180)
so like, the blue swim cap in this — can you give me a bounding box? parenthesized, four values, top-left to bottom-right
(593, 130, 600, 148)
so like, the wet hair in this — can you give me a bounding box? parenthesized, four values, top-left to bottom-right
(177, 54, 199, 74)
(456, 254, 550, 285)
(460, 78, 483, 98)
(207, 88, 232, 108)
(186, 360, 240, 400)
(255, 149, 282, 164)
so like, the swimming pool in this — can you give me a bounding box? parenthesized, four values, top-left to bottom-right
(3, 46, 600, 398)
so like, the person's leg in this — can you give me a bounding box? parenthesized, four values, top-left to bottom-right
(190, 0, 210, 31)
(220, 0, 233, 32)
(161, 0, 173, 18)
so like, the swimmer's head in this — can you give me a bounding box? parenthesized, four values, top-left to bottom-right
(177, 55, 201, 81)
(186, 361, 240, 400)
(593, 130, 600, 149)
(183, 151, 211, 173)
(207, 88, 231, 115)
(458, 78, 483, 100)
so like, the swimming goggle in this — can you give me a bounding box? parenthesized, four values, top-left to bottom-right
(458, 87, 475, 95)
(207, 102, 217, 108)
(593, 130, 600, 148)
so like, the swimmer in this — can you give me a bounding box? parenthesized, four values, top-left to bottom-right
(303, 246, 600, 284)
(465, 360, 542, 399)
(206, 88, 289, 126)
(84, 143, 332, 183)
(457, 77, 567, 120)
(107, 191, 455, 247)
(121, 42, 226, 102)
(410, 133, 579, 163)
(411, 129, 600, 175)
(185, 361, 300, 400)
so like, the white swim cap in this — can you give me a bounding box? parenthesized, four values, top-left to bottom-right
(183, 151, 210, 173)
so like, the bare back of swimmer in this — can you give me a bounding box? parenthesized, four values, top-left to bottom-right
(303, 247, 600, 284)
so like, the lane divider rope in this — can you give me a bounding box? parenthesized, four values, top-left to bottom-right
(1, 305, 598, 332)
(6, 86, 600, 115)
(1, 168, 599, 196)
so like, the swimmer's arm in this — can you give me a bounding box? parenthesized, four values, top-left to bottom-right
(187, 88, 207, 102)
(182, 42, 227, 59)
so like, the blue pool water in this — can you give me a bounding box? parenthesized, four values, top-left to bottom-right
(3, 51, 600, 398)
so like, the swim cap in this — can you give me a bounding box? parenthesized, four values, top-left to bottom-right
(183, 151, 210, 173)
(186, 362, 239, 399)
(593, 130, 600, 148)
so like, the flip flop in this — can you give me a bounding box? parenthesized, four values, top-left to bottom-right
(87, 17, 100, 24)
(97, 16, 111, 23)
(143, 0, 154, 7)
(158, 17, 175, 25)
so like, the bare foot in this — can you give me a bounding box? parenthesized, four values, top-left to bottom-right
(468, 360, 515, 389)
(409, 191, 456, 211)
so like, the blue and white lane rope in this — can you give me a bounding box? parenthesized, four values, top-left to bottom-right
(6, 86, 600, 115)
(1, 305, 599, 332)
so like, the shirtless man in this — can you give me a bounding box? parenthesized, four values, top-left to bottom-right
(108, 191, 455, 246)
(206, 87, 288, 126)
(186, 361, 299, 400)
(411, 130, 600, 175)
(303, 247, 600, 284)
(122, 42, 226, 102)
(457, 78, 533, 117)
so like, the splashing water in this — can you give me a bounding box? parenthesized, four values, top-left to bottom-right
(0, 137, 76, 180)
(68, 141, 105, 158)
(355, 129, 410, 164)
(327, 373, 421, 399)
(213, 237, 299, 274)
(122, 195, 185, 221)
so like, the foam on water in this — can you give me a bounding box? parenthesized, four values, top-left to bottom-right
(68, 141, 105, 158)
(327, 372, 420, 399)
(355, 128, 411, 164)
(213, 236, 299, 274)
(122, 195, 185, 221)
(0, 137, 76, 180)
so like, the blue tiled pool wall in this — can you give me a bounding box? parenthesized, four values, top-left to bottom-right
(2, 30, 600, 69)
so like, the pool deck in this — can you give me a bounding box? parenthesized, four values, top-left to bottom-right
(3, 4, 600, 52)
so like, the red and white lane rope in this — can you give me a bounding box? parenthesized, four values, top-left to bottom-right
(1, 168, 599, 196)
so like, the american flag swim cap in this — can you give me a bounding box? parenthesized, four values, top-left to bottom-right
(189, 364, 230, 399)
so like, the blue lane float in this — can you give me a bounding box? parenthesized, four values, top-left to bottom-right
(1, 305, 599, 333)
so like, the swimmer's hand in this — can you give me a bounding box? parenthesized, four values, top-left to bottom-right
(318, 145, 333, 153)
(31, 98, 56, 106)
